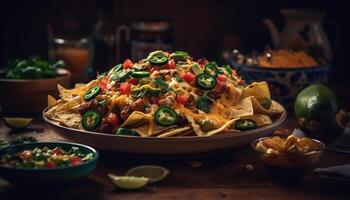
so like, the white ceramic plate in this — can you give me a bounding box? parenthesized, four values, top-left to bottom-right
(43, 104, 287, 155)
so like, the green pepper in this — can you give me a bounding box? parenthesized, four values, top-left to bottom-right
(199, 119, 218, 132)
(107, 64, 122, 76)
(131, 71, 150, 78)
(235, 119, 257, 131)
(84, 86, 102, 101)
(82, 110, 102, 131)
(196, 96, 212, 113)
(115, 128, 140, 136)
(204, 64, 218, 77)
(170, 51, 189, 61)
(154, 77, 168, 87)
(154, 106, 178, 126)
(196, 73, 217, 90)
(191, 64, 203, 76)
(260, 98, 272, 110)
(110, 70, 130, 82)
(149, 53, 168, 66)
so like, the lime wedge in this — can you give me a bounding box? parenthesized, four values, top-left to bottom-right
(126, 165, 170, 183)
(107, 174, 149, 189)
(3, 117, 33, 130)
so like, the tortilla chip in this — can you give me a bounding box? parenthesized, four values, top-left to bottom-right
(121, 111, 152, 127)
(56, 96, 83, 113)
(206, 118, 239, 136)
(226, 97, 254, 119)
(130, 124, 176, 137)
(47, 95, 58, 109)
(56, 112, 82, 129)
(250, 97, 283, 116)
(242, 82, 271, 102)
(157, 126, 191, 138)
(242, 114, 272, 127)
(185, 115, 204, 136)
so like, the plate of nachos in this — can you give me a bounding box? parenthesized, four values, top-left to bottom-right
(43, 50, 286, 154)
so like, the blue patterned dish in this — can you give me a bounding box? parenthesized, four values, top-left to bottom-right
(231, 63, 330, 107)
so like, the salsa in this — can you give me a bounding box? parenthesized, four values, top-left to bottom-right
(0, 146, 93, 168)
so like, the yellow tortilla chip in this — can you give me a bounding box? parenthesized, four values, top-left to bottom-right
(206, 118, 239, 136)
(56, 96, 83, 113)
(121, 111, 152, 127)
(157, 126, 191, 138)
(226, 97, 254, 119)
(242, 82, 271, 102)
(56, 112, 82, 129)
(242, 114, 272, 127)
(47, 95, 57, 108)
(250, 97, 283, 116)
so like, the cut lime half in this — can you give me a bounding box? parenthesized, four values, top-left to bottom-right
(107, 174, 149, 190)
(126, 165, 170, 183)
(3, 117, 33, 130)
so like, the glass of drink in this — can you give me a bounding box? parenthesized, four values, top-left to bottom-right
(49, 37, 92, 83)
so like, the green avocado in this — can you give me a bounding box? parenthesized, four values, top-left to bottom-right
(295, 84, 343, 142)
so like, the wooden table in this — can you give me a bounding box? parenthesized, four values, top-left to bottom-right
(0, 117, 349, 200)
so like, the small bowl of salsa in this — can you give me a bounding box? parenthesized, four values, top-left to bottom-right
(252, 134, 325, 181)
(0, 142, 98, 184)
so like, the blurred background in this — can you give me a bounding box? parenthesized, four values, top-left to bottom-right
(0, 0, 348, 82)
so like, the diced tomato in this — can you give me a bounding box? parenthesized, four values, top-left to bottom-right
(181, 72, 196, 83)
(150, 67, 157, 74)
(123, 59, 134, 69)
(70, 157, 83, 166)
(53, 147, 63, 155)
(217, 74, 227, 82)
(19, 150, 32, 160)
(176, 95, 188, 105)
(46, 161, 56, 168)
(150, 96, 159, 105)
(216, 80, 226, 90)
(128, 78, 139, 85)
(167, 59, 176, 69)
(99, 76, 109, 91)
(198, 58, 209, 66)
(107, 112, 119, 127)
(120, 82, 131, 94)
(163, 51, 170, 57)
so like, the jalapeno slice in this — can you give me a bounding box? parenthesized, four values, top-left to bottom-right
(131, 71, 150, 78)
(260, 98, 272, 110)
(196, 96, 212, 113)
(235, 119, 257, 131)
(170, 51, 189, 61)
(154, 77, 168, 87)
(204, 64, 218, 77)
(149, 53, 168, 66)
(107, 64, 122, 76)
(196, 74, 217, 90)
(84, 86, 102, 101)
(115, 128, 140, 136)
(82, 110, 102, 131)
(154, 106, 178, 126)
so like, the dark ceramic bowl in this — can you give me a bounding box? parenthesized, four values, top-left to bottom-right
(231, 63, 330, 107)
(0, 142, 98, 184)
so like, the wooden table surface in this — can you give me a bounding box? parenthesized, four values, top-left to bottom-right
(0, 116, 349, 200)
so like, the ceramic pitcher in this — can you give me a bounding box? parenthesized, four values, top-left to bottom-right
(263, 9, 337, 60)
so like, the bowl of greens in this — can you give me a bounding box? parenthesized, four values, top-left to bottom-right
(0, 57, 71, 115)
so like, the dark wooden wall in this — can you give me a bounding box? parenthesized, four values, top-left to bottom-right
(0, 0, 349, 82)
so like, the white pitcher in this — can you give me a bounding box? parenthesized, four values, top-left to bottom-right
(263, 9, 337, 60)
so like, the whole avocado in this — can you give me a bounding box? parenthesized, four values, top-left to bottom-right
(295, 84, 343, 142)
